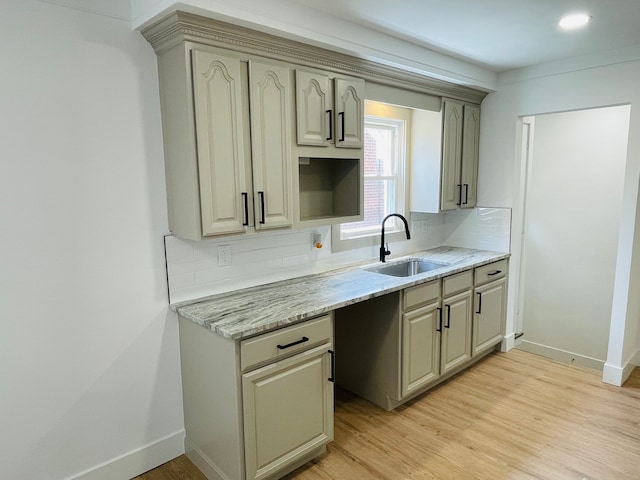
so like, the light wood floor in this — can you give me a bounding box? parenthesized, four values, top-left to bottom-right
(134, 349, 640, 480)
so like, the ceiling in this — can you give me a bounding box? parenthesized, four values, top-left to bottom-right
(287, 0, 640, 72)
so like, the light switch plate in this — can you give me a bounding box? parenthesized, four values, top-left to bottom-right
(218, 245, 232, 266)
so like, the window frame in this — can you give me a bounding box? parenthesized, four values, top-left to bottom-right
(331, 101, 411, 253)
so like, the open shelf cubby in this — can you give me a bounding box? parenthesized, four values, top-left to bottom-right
(298, 157, 361, 222)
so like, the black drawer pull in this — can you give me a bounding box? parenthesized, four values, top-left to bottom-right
(487, 270, 502, 276)
(445, 304, 451, 328)
(276, 336, 309, 350)
(436, 307, 442, 332)
(476, 292, 482, 314)
(241, 192, 249, 226)
(328, 349, 335, 382)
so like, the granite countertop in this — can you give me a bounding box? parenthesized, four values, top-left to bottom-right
(175, 246, 510, 340)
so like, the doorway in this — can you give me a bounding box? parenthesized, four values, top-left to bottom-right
(516, 105, 631, 368)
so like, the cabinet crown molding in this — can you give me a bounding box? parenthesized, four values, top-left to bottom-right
(141, 11, 488, 105)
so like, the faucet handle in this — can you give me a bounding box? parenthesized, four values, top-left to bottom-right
(384, 243, 391, 255)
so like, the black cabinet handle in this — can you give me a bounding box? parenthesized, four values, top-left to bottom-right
(328, 349, 335, 382)
(276, 336, 309, 350)
(445, 304, 451, 328)
(241, 192, 248, 226)
(338, 111, 345, 142)
(463, 184, 469, 205)
(258, 191, 265, 224)
(487, 270, 502, 276)
(476, 292, 482, 314)
(436, 307, 442, 332)
(326, 109, 333, 141)
(456, 184, 462, 206)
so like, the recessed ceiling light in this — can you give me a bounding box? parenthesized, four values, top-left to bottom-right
(559, 13, 591, 30)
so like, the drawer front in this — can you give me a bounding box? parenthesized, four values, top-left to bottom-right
(474, 259, 508, 286)
(442, 269, 473, 297)
(241, 314, 332, 372)
(403, 280, 441, 311)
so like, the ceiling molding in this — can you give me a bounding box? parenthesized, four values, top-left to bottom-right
(142, 11, 488, 104)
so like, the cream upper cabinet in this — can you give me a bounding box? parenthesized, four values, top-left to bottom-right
(440, 99, 464, 211)
(295, 70, 364, 148)
(440, 98, 480, 211)
(334, 77, 364, 148)
(249, 61, 294, 230)
(295, 70, 331, 146)
(461, 104, 480, 208)
(159, 46, 252, 240)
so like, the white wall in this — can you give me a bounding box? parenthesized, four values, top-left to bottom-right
(0, 1, 184, 478)
(481, 60, 640, 384)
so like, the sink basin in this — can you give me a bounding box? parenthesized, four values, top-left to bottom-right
(366, 259, 449, 277)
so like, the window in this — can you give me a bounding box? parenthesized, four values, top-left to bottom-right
(332, 101, 410, 251)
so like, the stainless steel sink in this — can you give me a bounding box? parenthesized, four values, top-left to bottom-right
(365, 259, 449, 277)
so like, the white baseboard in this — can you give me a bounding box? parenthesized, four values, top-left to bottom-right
(517, 340, 605, 371)
(67, 429, 185, 480)
(603, 348, 640, 386)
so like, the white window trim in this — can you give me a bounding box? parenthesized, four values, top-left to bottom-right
(332, 102, 411, 253)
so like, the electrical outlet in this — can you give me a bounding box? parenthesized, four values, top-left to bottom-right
(218, 245, 232, 266)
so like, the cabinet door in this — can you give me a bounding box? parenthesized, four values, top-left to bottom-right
(334, 77, 364, 148)
(441, 289, 472, 375)
(401, 302, 441, 397)
(192, 48, 249, 236)
(473, 278, 506, 356)
(295, 70, 331, 146)
(460, 104, 480, 209)
(440, 99, 464, 211)
(249, 61, 294, 230)
(242, 344, 334, 480)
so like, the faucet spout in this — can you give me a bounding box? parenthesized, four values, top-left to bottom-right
(380, 213, 411, 262)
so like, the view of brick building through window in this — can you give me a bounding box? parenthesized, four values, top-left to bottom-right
(340, 117, 404, 239)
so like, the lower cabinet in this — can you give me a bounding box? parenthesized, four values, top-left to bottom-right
(401, 300, 441, 397)
(242, 344, 334, 480)
(402, 270, 473, 396)
(440, 290, 473, 374)
(179, 313, 334, 480)
(473, 260, 508, 356)
(336, 260, 506, 411)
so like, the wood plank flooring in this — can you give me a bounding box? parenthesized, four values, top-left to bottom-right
(134, 350, 640, 480)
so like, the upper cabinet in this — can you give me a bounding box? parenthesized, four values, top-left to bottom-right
(143, 12, 488, 239)
(295, 70, 330, 146)
(440, 99, 480, 211)
(295, 69, 364, 149)
(334, 77, 365, 148)
(158, 45, 254, 240)
(191, 49, 249, 237)
(249, 61, 294, 230)
(410, 99, 481, 213)
(155, 43, 296, 240)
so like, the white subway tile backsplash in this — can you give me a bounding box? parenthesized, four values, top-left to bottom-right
(165, 209, 511, 303)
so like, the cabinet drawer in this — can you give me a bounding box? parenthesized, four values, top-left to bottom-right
(241, 315, 332, 372)
(474, 259, 508, 286)
(442, 270, 473, 297)
(403, 280, 441, 311)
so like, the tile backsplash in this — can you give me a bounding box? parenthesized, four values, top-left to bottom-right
(165, 207, 511, 304)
